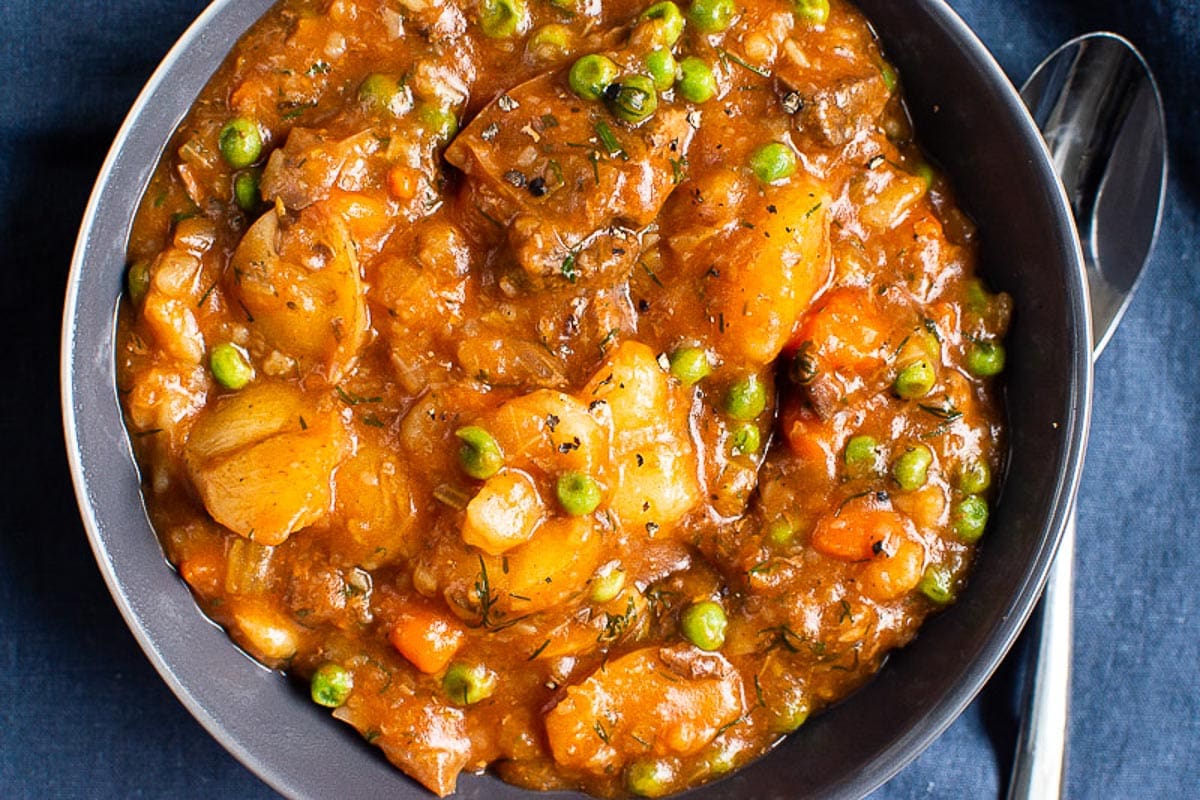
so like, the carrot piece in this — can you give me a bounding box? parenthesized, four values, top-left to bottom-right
(793, 287, 888, 374)
(388, 605, 466, 674)
(810, 508, 907, 562)
(387, 165, 418, 201)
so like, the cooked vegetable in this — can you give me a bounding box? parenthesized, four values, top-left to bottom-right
(688, 0, 736, 33)
(967, 340, 1006, 376)
(794, 0, 830, 24)
(218, 117, 262, 168)
(388, 606, 466, 674)
(456, 425, 505, 480)
(209, 343, 255, 390)
(607, 75, 659, 124)
(668, 346, 712, 386)
(730, 422, 761, 455)
(677, 56, 717, 102)
(478, 0, 528, 38)
(749, 142, 798, 184)
(554, 471, 601, 516)
(680, 601, 728, 650)
(233, 169, 261, 212)
(640, 1, 686, 46)
(358, 73, 411, 116)
(626, 759, 674, 797)
(724, 374, 767, 420)
(892, 444, 933, 490)
(918, 565, 955, 604)
(569, 54, 620, 101)
(645, 49, 679, 91)
(126, 261, 151, 305)
(953, 495, 989, 542)
(310, 663, 354, 707)
(894, 358, 936, 398)
(589, 563, 626, 602)
(957, 459, 992, 494)
(443, 662, 498, 705)
(844, 434, 878, 467)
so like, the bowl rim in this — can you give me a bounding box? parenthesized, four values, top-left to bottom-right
(61, 0, 1093, 797)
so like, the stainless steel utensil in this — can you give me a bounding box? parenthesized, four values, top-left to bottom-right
(1009, 32, 1168, 800)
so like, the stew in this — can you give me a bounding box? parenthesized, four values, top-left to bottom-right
(116, 0, 1012, 795)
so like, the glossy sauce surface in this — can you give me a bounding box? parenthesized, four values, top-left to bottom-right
(117, 0, 1011, 795)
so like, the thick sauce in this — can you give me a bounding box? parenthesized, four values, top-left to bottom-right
(117, 0, 1012, 796)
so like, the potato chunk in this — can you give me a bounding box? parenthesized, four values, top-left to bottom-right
(461, 470, 546, 555)
(186, 383, 349, 545)
(584, 342, 701, 535)
(231, 203, 368, 383)
(664, 173, 832, 365)
(486, 390, 610, 479)
(545, 645, 744, 773)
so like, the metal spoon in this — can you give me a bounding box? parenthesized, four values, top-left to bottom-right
(1008, 32, 1168, 800)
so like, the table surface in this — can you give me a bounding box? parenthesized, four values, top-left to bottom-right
(3, 0, 1197, 797)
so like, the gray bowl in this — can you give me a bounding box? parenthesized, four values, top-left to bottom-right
(61, 0, 1091, 797)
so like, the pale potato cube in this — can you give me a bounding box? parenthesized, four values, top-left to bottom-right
(461, 470, 546, 555)
(231, 203, 367, 383)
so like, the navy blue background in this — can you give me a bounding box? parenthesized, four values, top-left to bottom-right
(3, 0, 1197, 796)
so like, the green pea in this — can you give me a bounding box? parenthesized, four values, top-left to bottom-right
(768, 697, 810, 734)
(626, 759, 673, 797)
(880, 62, 898, 93)
(749, 141, 798, 184)
(704, 745, 738, 775)
(607, 74, 658, 124)
(556, 471, 602, 516)
(688, 0, 736, 33)
(418, 103, 458, 141)
(680, 600, 727, 651)
(478, 0, 527, 38)
(644, 48, 679, 91)
(794, 0, 829, 24)
(640, 1, 686, 46)
(913, 162, 936, 189)
(233, 169, 261, 212)
(677, 56, 717, 103)
(965, 278, 991, 312)
(918, 565, 956, 604)
(953, 495, 989, 542)
(766, 517, 797, 546)
(127, 260, 151, 305)
(357, 73, 411, 116)
(958, 459, 992, 494)
(455, 426, 504, 480)
(568, 54, 620, 101)
(894, 358, 936, 398)
(209, 343, 255, 390)
(668, 346, 711, 386)
(310, 663, 353, 708)
(218, 117, 262, 169)
(730, 422, 761, 455)
(844, 434, 879, 468)
(442, 662, 498, 705)
(967, 340, 1006, 377)
(724, 374, 767, 420)
(589, 563, 626, 602)
(528, 23, 572, 61)
(892, 444, 933, 491)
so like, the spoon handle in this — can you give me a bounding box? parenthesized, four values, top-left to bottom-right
(1008, 512, 1075, 800)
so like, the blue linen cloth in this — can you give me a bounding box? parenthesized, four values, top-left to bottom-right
(1, 0, 1196, 796)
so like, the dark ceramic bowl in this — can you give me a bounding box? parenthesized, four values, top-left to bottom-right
(61, 0, 1092, 797)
